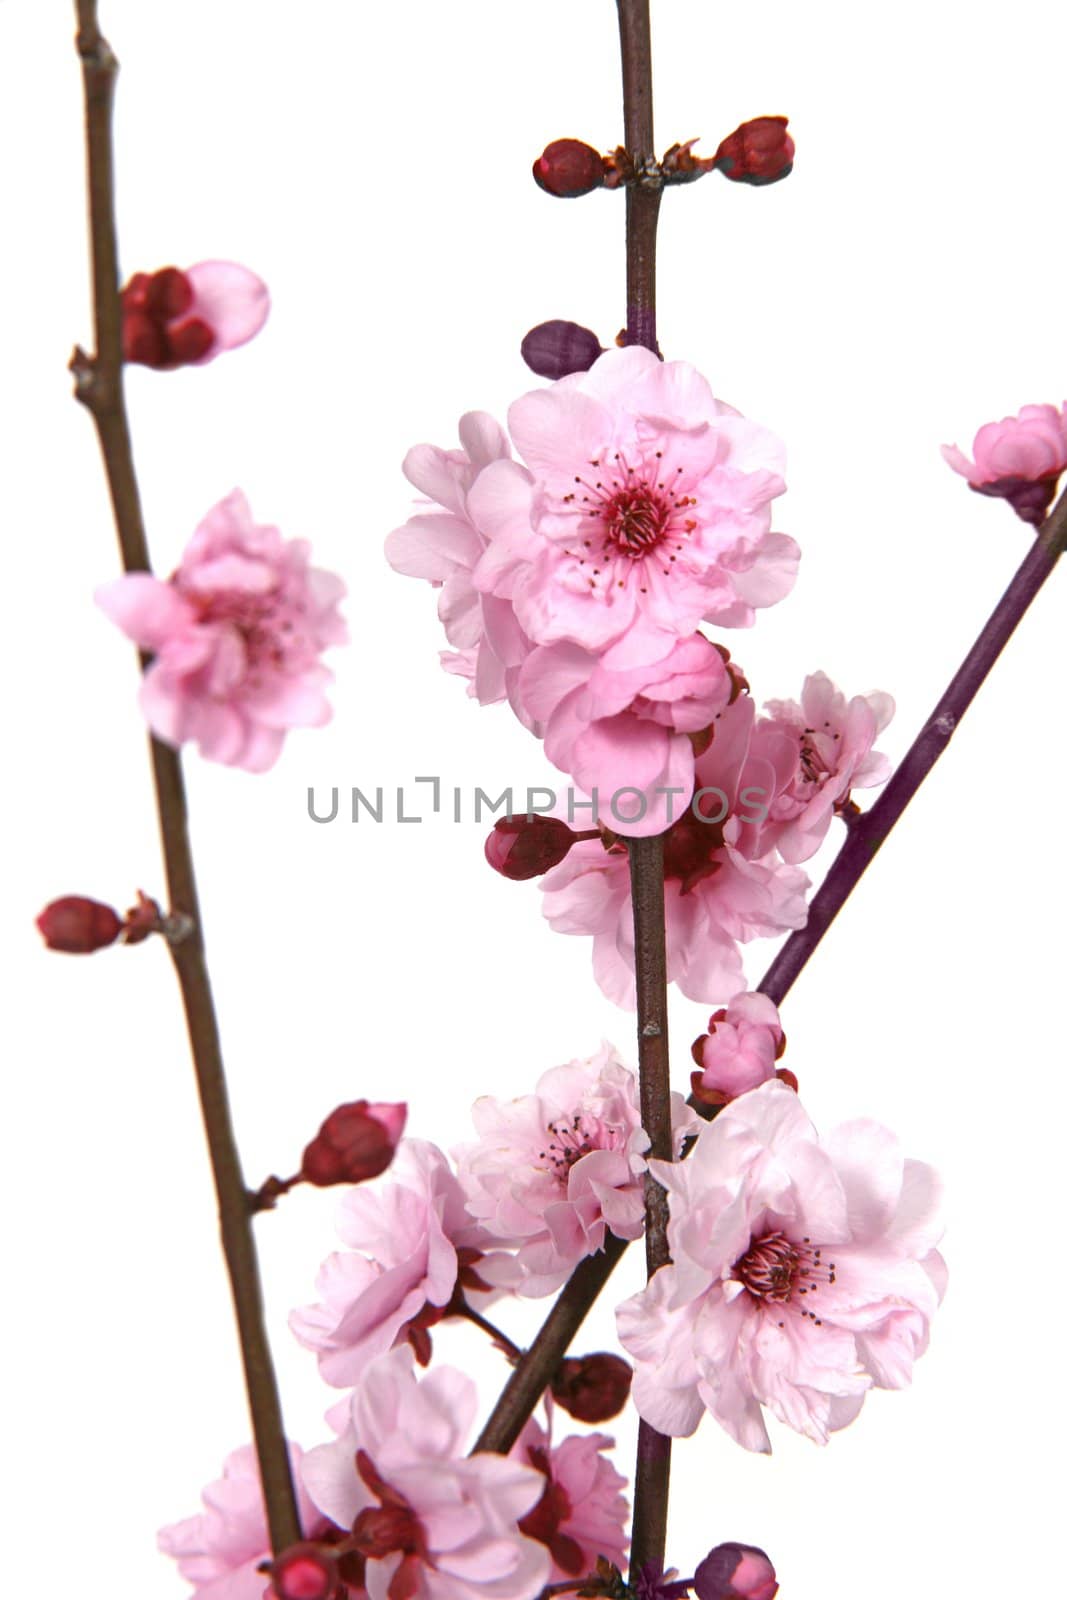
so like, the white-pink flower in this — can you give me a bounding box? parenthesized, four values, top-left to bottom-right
(512, 1415, 629, 1581)
(469, 346, 798, 667)
(516, 633, 737, 837)
(97, 490, 347, 772)
(385, 412, 534, 712)
(158, 1442, 341, 1600)
(123, 261, 270, 369)
(302, 1347, 550, 1600)
(690, 993, 787, 1107)
(455, 1044, 698, 1296)
(290, 1140, 501, 1385)
(540, 698, 809, 1008)
(748, 673, 894, 863)
(942, 402, 1067, 523)
(616, 1081, 946, 1452)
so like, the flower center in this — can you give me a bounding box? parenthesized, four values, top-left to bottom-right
(560, 451, 698, 589)
(734, 1230, 836, 1323)
(538, 1114, 612, 1182)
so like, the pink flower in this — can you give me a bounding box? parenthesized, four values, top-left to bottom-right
(97, 491, 347, 772)
(540, 698, 809, 1008)
(290, 1140, 502, 1384)
(385, 413, 534, 712)
(512, 1416, 629, 1580)
(616, 1081, 946, 1452)
(747, 673, 894, 863)
(516, 633, 737, 837)
(158, 1443, 343, 1600)
(469, 346, 798, 667)
(122, 262, 270, 370)
(455, 1044, 698, 1296)
(942, 403, 1067, 524)
(690, 993, 789, 1107)
(302, 1347, 550, 1600)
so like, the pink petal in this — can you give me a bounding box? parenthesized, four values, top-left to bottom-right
(95, 574, 194, 649)
(186, 261, 270, 356)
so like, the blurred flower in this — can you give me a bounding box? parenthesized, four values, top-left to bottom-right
(97, 490, 346, 772)
(302, 1347, 549, 1600)
(455, 1043, 698, 1295)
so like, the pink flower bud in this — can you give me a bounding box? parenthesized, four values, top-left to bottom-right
(121, 261, 268, 369)
(942, 403, 1067, 525)
(690, 995, 786, 1107)
(300, 1100, 407, 1187)
(713, 117, 794, 185)
(268, 1544, 342, 1600)
(533, 138, 607, 197)
(485, 816, 579, 879)
(694, 1544, 778, 1600)
(521, 319, 604, 379)
(36, 896, 123, 954)
(551, 1352, 633, 1422)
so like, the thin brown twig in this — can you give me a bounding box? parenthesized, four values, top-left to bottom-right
(71, 0, 301, 1554)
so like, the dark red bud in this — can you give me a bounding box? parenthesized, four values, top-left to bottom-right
(300, 1099, 406, 1187)
(144, 266, 194, 320)
(713, 116, 794, 186)
(123, 310, 169, 367)
(694, 1544, 779, 1600)
(36, 896, 123, 954)
(551, 1352, 632, 1422)
(268, 1544, 342, 1600)
(165, 317, 217, 366)
(485, 816, 578, 880)
(521, 319, 604, 380)
(533, 138, 607, 197)
(121, 272, 153, 311)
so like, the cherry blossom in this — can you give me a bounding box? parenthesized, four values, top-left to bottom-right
(455, 1043, 698, 1295)
(690, 993, 790, 1108)
(290, 1140, 503, 1384)
(469, 345, 797, 667)
(122, 262, 269, 370)
(385, 413, 534, 713)
(302, 1347, 549, 1600)
(616, 1081, 946, 1451)
(516, 633, 737, 836)
(158, 1443, 345, 1600)
(97, 491, 347, 771)
(749, 673, 894, 862)
(942, 402, 1067, 524)
(512, 1415, 629, 1580)
(539, 698, 809, 1007)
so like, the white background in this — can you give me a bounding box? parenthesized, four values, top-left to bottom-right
(3, 1, 1065, 1595)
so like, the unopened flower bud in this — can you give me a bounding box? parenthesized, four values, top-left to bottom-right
(36, 895, 123, 954)
(485, 816, 579, 880)
(300, 1100, 407, 1187)
(533, 138, 606, 197)
(713, 117, 794, 186)
(268, 1543, 341, 1600)
(694, 1543, 778, 1600)
(551, 1352, 632, 1422)
(521, 319, 604, 379)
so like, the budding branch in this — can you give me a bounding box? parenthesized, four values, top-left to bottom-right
(71, 0, 301, 1554)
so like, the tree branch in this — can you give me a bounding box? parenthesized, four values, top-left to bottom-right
(71, 0, 301, 1555)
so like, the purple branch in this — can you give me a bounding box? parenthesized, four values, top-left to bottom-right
(760, 495, 1067, 1005)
